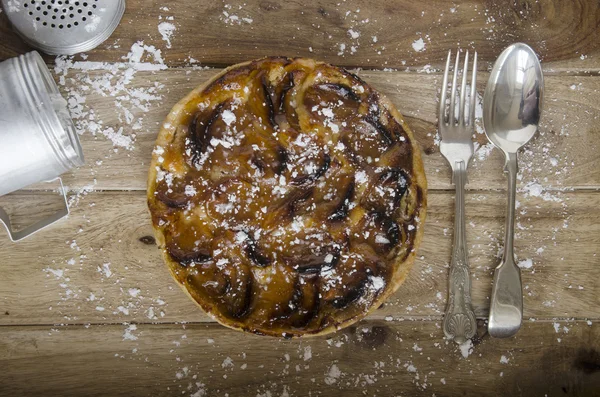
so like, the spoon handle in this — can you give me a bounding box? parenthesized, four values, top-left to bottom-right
(489, 153, 523, 338)
(443, 162, 477, 344)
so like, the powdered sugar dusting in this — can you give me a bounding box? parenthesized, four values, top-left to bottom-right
(459, 340, 473, 358)
(123, 324, 138, 341)
(6, 0, 22, 12)
(324, 364, 342, 385)
(220, 4, 254, 25)
(412, 37, 426, 52)
(221, 109, 237, 126)
(517, 258, 533, 269)
(54, 41, 166, 151)
(158, 22, 176, 48)
(84, 15, 102, 32)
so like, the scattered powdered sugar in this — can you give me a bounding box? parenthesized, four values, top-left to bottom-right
(190, 384, 207, 397)
(158, 22, 177, 48)
(66, 181, 96, 207)
(221, 357, 234, 368)
(54, 41, 166, 151)
(221, 109, 237, 126)
(184, 185, 197, 196)
(6, 0, 21, 12)
(330, 8, 373, 57)
(412, 37, 426, 52)
(521, 182, 563, 202)
(98, 262, 112, 278)
(220, 4, 253, 25)
(303, 346, 312, 361)
(517, 258, 533, 269)
(175, 367, 188, 380)
(44, 267, 64, 279)
(84, 15, 102, 32)
(474, 142, 495, 161)
(355, 170, 368, 184)
(369, 276, 385, 290)
(347, 29, 360, 39)
(123, 324, 138, 341)
(459, 340, 474, 358)
(324, 364, 342, 385)
(99, 127, 134, 150)
(158, 9, 177, 50)
(375, 235, 391, 244)
(553, 322, 561, 333)
(523, 182, 543, 197)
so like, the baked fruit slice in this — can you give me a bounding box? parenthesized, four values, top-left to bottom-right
(148, 57, 427, 337)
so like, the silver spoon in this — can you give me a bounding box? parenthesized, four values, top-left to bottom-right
(483, 43, 544, 338)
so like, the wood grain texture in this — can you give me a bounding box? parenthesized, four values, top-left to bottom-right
(0, 190, 597, 326)
(0, 321, 599, 396)
(1, 1, 599, 394)
(1, 0, 599, 72)
(34, 68, 600, 191)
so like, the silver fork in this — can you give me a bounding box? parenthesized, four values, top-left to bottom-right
(439, 50, 478, 344)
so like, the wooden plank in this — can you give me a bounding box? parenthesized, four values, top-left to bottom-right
(0, 321, 598, 396)
(47, 68, 600, 191)
(0, 190, 597, 326)
(1, 0, 599, 72)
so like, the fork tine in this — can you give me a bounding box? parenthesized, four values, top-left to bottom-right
(439, 50, 451, 124)
(449, 51, 460, 125)
(459, 50, 469, 126)
(469, 51, 478, 126)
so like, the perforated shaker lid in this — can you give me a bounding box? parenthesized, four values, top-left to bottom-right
(2, 0, 125, 56)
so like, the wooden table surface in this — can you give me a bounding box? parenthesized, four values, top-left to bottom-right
(1, 1, 599, 396)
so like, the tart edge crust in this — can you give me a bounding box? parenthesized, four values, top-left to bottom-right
(147, 58, 428, 337)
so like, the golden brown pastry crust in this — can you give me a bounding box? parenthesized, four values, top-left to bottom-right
(148, 57, 427, 337)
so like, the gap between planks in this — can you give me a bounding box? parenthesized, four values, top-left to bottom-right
(0, 318, 595, 329)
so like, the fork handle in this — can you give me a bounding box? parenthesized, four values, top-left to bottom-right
(443, 161, 477, 344)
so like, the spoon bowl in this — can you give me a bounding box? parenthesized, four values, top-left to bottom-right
(484, 43, 544, 155)
(483, 43, 543, 338)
